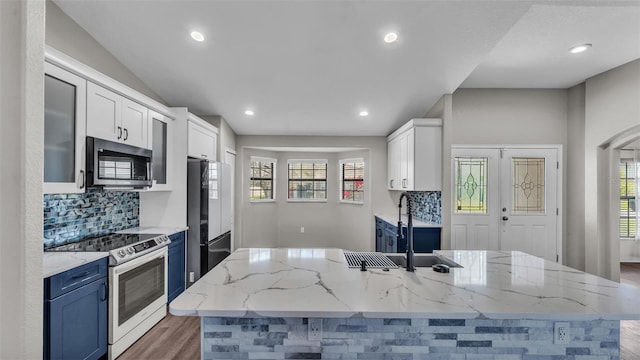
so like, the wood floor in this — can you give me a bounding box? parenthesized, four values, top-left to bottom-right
(118, 265, 640, 359)
(621, 263, 640, 360)
(118, 310, 200, 360)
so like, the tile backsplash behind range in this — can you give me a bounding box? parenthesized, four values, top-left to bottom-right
(407, 191, 442, 224)
(43, 189, 139, 249)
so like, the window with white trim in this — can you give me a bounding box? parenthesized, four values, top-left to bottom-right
(287, 160, 327, 201)
(620, 157, 637, 238)
(250, 157, 276, 201)
(339, 158, 364, 203)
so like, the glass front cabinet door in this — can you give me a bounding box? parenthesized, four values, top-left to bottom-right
(148, 110, 173, 191)
(44, 62, 87, 194)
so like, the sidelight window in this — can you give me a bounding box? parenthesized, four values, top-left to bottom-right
(339, 159, 364, 204)
(250, 157, 276, 201)
(620, 158, 638, 239)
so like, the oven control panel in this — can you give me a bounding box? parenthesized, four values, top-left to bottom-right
(110, 234, 170, 265)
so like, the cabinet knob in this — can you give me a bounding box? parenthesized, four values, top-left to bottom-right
(502, 216, 509, 221)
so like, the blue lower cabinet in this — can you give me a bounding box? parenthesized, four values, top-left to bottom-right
(44, 258, 107, 360)
(168, 231, 186, 303)
(375, 217, 441, 253)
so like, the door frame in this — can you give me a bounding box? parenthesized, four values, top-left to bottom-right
(451, 144, 563, 263)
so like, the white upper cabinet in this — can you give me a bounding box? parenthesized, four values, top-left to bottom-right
(44, 62, 87, 194)
(147, 110, 173, 191)
(121, 98, 149, 149)
(187, 114, 217, 160)
(387, 118, 442, 191)
(86, 82, 150, 149)
(387, 136, 401, 190)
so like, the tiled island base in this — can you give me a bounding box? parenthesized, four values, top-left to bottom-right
(201, 317, 620, 360)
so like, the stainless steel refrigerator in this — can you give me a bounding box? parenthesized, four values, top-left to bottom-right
(187, 159, 232, 286)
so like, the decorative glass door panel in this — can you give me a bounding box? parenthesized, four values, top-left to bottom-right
(454, 157, 488, 214)
(511, 157, 545, 214)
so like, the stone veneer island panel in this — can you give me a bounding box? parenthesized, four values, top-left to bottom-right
(201, 317, 619, 360)
(171, 248, 639, 359)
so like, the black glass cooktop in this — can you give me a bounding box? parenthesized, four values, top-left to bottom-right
(46, 233, 162, 252)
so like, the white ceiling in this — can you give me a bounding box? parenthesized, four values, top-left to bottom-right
(54, 1, 640, 137)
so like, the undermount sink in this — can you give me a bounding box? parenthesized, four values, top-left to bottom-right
(384, 253, 462, 268)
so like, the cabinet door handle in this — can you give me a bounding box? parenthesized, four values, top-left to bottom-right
(117, 126, 122, 139)
(390, 179, 394, 188)
(201, 154, 207, 158)
(79, 170, 85, 189)
(376, 229, 382, 237)
(123, 128, 128, 141)
(402, 179, 407, 188)
(100, 281, 108, 302)
(71, 270, 91, 279)
(388, 236, 394, 246)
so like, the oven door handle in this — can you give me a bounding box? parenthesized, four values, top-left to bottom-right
(114, 249, 167, 275)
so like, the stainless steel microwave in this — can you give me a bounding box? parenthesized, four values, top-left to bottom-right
(86, 136, 152, 189)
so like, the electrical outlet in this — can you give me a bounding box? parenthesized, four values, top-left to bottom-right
(554, 322, 570, 344)
(300, 227, 305, 233)
(189, 272, 195, 283)
(308, 318, 322, 340)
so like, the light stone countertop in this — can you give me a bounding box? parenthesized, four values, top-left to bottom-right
(375, 213, 442, 228)
(170, 248, 640, 320)
(43, 252, 108, 278)
(116, 226, 188, 235)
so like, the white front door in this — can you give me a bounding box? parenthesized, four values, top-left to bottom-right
(451, 146, 560, 262)
(451, 148, 501, 251)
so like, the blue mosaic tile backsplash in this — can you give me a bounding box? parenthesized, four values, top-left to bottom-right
(43, 189, 139, 249)
(408, 191, 442, 224)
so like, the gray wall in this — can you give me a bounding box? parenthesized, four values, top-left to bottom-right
(566, 83, 586, 271)
(236, 136, 392, 251)
(451, 89, 568, 145)
(45, 1, 166, 104)
(584, 59, 640, 278)
(1, 0, 45, 357)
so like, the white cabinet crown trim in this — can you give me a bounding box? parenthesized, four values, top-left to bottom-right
(387, 118, 442, 142)
(45, 45, 175, 121)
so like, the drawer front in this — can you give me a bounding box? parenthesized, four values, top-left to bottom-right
(45, 258, 108, 299)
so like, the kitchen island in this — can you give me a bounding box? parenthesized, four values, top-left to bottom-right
(170, 248, 640, 359)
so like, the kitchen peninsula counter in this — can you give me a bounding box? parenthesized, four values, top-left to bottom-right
(170, 248, 640, 320)
(170, 248, 637, 359)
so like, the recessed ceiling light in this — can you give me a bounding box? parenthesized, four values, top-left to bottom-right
(569, 43, 591, 54)
(359, 111, 369, 117)
(244, 110, 255, 116)
(190, 31, 205, 42)
(384, 32, 398, 43)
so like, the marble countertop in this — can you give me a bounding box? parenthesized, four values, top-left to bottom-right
(43, 252, 109, 278)
(375, 214, 441, 228)
(170, 248, 640, 320)
(116, 226, 188, 235)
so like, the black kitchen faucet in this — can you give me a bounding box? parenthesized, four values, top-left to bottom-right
(398, 192, 415, 272)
